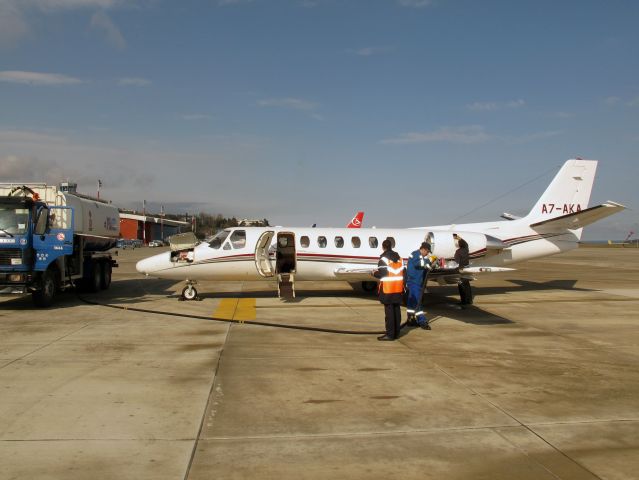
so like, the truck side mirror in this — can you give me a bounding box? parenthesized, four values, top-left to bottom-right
(34, 208, 48, 236)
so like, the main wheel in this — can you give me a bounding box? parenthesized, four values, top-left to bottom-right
(32, 270, 56, 308)
(181, 285, 198, 300)
(100, 262, 112, 290)
(361, 281, 378, 293)
(89, 261, 102, 293)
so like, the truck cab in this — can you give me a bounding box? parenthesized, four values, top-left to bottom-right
(0, 196, 37, 289)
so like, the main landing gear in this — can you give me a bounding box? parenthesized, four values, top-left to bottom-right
(180, 281, 201, 301)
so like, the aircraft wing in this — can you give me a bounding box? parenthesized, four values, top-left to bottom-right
(333, 266, 376, 277)
(530, 201, 627, 230)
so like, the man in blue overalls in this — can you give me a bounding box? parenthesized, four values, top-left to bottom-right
(406, 242, 434, 330)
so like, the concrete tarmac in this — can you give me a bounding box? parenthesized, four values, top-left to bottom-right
(1, 246, 638, 479)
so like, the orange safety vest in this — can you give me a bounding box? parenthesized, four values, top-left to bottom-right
(378, 256, 405, 294)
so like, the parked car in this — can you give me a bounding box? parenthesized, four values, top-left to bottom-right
(116, 239, 136, 249)
(148, 240, 164, 247)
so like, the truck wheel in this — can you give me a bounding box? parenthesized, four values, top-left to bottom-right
(100, 262, 112, 290)
(33, 270, 56, 308)
(89, 261, 102, 293)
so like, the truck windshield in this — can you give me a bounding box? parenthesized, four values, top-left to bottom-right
(0, 207, 29, 236)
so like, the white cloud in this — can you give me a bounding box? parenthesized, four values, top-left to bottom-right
(0, 154, 68, 185)
(0, 129, 70, 145)
(0, 0, 133, 48)
(382, 126, 491, 145)
(381, 125, 561, 145)
(90, 10, 126, 49)
(346, 46, 393, 57)
(627, 96, 639, 107)
(397, 0, 433, 7)
(29, 1, 121, 8)
(117, 77, 151, 86)
(218, 0, 254, 5)
(552, 111, 575, 118)
(604, 96, 620, 106)
(467, 99, 525, 111)
(0, 70, 83, 86)
(258, 97, 324, 120)
(181, 114, 212, 121)
(258, 97, 317, 111)
(0, 2, 30, 48)
(0, 128, 157, 195)
(509, 130, 562, 144)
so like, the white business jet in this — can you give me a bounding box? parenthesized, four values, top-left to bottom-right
(136, 159, 626, 300)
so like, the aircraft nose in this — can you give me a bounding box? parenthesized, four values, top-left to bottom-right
(136, 252, 170, 276)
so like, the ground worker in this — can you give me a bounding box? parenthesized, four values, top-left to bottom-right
(373, 238, 405, 341)
(406, 242, 434, 330)
(454, 236, 473, 307)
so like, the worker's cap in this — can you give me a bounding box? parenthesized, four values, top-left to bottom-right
(420, 242, 431, 251)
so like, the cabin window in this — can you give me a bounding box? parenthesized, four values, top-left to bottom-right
(209, 230, 230, 249)
(387, 237, 396, 248)
(334, 236, 344, 248)
(230, 230, 246, 249)
(318, 236, 327, 248)
(351, 236, 361, 248)
(369, 236, 378, 248)
(223, 241, 232, 250)
(300, 236, 310, 248)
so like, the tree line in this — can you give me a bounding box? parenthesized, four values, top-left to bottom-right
(163, 212, 270, 239)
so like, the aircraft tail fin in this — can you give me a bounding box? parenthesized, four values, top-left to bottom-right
(347, 211, 364, 228)
(525, 159, 598, 227)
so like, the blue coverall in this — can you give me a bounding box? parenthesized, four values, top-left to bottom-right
(406, 250, 433, 326)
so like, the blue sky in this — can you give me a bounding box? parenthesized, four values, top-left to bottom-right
(1, 0, 637, 239)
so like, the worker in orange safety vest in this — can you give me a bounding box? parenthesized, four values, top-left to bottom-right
(372, 238, 405, 341)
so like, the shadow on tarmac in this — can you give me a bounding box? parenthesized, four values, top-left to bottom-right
(1, 277, 586, 328)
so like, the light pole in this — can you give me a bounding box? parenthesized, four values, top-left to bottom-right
(142, 200, 146, 245)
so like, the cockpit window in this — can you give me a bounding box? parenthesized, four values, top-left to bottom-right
(208, 230, 230, 249)
(230, 230, 246, 249)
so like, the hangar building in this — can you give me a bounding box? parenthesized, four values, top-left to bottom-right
(120, 213, 188, 244)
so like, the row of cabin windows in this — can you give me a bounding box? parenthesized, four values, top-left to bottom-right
(301, 235, 395, 249)
(209, 229, 395, 250)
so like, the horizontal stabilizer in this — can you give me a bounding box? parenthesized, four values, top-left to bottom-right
(530, 201, 627, 230)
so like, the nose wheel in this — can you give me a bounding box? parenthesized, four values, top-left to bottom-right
(180, 282, 201, 301)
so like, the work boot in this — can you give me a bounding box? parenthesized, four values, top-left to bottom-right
(377, 334, 394, 341)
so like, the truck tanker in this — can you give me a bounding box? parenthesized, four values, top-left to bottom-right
(0, 183, 120, 307)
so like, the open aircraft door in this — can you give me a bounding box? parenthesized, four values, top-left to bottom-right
(275, 232, 296, 299)
(255, 230, 275, 277)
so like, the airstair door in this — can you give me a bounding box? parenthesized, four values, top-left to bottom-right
(276, 232, 296, 299)
(254, 230, 275, 277)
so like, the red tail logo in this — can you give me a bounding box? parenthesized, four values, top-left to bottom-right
(347, 212, 364, 228)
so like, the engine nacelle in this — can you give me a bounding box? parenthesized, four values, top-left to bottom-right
(425, 230, 506, 262)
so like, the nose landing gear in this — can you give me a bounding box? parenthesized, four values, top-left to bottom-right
(180, 281, 201, 301)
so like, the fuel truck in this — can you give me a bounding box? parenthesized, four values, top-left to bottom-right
(0, 183, 119, 307)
